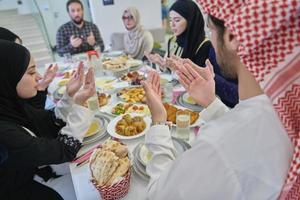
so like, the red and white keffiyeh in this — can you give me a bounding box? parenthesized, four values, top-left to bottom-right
(196, 0, 300, 199)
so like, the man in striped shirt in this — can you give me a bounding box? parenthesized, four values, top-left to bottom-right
(56, 0, 105, 56)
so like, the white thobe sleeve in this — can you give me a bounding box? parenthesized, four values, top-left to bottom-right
(60, 104, 94, 142)
(145, 131, 241, 199)
(201, 98, 230, 122)
(54, 92, 74, 122)
(145, 125, 177, 186)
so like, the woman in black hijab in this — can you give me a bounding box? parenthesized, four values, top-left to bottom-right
(0, 27, 22, 43)
(0, 40, 96, 200)
(0, 27, 57, 109)
(146, 0, 238, 108)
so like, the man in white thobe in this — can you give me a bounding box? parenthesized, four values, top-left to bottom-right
(140, 1, 294, 199)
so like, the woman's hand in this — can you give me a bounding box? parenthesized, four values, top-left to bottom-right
(145, 52, 167, 70)
(176, 59, 216, 108)
(66, 62, 84, 97)
(165, 55, 184, 71)
(73, 67, 96, 106)
(142, 70, 167, 123)
(37, 64, 58, 91)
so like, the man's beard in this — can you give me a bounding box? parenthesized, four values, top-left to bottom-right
(215, 42, 237, 79)
(72, 16, 83, 25)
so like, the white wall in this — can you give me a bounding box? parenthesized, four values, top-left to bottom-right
(0, 0, 18, 11)
(89, 0, 162, 49)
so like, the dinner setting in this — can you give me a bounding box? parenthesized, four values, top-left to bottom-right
(0, 0, 299, 200)
(45, 44, 203, 199)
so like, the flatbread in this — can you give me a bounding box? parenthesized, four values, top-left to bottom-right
(90, 150, 119, 186)
(107, 157, 130, 186)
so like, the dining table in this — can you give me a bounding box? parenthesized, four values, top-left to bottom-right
(46, 52, 200, 200)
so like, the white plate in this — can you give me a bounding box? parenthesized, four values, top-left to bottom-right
(107, 114, 151, 140)
(95, 76, 116, 87)
(83, 114, 110, 145)
(126, 59, 143, 67)
(84, 118, 102, 138)
(105, 51, 124, 57)
(101, 101, 151, 117)
(138, 137, 190, 166)
(95, 76, 117, 91)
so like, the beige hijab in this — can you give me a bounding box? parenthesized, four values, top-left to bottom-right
(123, 7, 146, 59)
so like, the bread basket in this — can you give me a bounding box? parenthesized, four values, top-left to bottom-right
(89, 144, 131, 200)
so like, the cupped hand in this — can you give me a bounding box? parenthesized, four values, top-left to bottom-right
(37, 64, 58, 91)
(144, 52, 166, 70)
(141, 70, 167, 123)
(70, 35, 83, 48)
(73, 67, 96, 106)
(66, 62, 84, 97)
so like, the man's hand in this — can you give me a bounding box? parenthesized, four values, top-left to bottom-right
(87, 31, 96, 46)
(70, 35, 83, 48)
(176, 59, 216, 108)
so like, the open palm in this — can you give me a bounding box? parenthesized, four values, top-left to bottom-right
(66, 62, 84, 97)
(38, 64, 58, 91)
(142, 70, 167, 123)
(73, 67, 96, 105)
(176, 59, 216, 107)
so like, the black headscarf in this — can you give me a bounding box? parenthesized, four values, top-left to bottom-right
(0, 27, 21, 43)
(169, 0, 205, 60)
(0, 40, 37, 132)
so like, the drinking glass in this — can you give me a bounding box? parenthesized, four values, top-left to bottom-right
(176, 110, 190, 141)
(162, 82, 173, 102)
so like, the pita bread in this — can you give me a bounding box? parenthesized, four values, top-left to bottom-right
(90, 150, 119, 186)
(102, 140, 128, 158)
(107, 157, 130, 186)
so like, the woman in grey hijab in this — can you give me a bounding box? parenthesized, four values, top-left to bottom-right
(122, 7, 154, 59)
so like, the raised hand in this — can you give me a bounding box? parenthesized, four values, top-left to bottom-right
(182, 58, 215, 80)
(144, 52, 167, 70)
(37, 64, 58, 91)
(141, 70, 167, 123)
(70, 35, 83, 48)
(176, 59, 216, 107)
(66, 62, 84, 97)
(73, 67, 96, 106)
(165, 55, 184, 71)
(87, 31, 96, 46)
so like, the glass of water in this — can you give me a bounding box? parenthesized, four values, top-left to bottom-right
(176, 110, 190, 141)
(162, 82, 173, 102)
